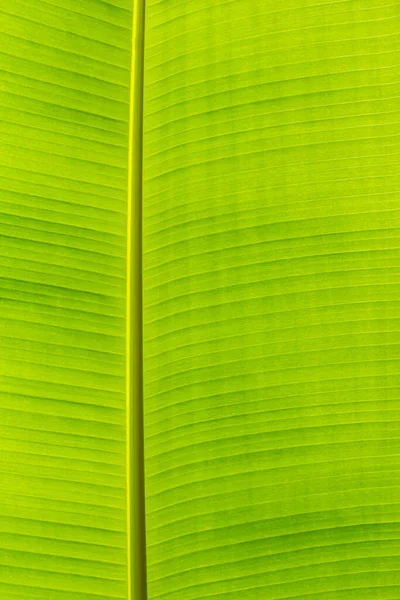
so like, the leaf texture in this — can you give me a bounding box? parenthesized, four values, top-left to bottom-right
(0, 1, 132, 598)
(142, 1, 400, 599)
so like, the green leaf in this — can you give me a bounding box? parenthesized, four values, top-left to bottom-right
(1, 0, 399, 599)
(0, 0, 135, 598)
(142, 1, 400, 599)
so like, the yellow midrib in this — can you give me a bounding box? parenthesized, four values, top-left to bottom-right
(127, 0, 146, 599)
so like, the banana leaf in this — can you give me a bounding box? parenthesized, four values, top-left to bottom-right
(0, 0, 399, 599)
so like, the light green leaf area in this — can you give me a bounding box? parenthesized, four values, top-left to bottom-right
(143, 1, 400, 599)
(0, 1, 132, 598)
